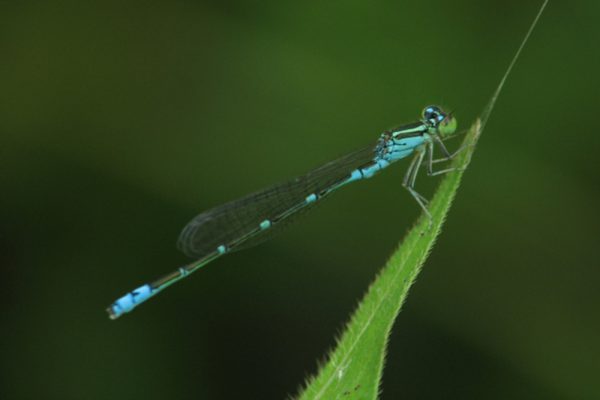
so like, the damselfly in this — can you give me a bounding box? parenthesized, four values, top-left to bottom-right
(107, 105, 458, 319)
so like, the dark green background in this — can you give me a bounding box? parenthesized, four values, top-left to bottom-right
(2, 1, 599, 399)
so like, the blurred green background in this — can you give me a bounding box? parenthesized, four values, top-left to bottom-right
(2, 1, 599, 399)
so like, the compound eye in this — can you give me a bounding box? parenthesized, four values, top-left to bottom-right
(423, 105, 441, 122)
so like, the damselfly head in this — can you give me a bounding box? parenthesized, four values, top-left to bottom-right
(422, 105, 457, 137)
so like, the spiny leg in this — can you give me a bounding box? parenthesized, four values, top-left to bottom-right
(424, 141, 460, 177)
(402, 150, 420, 187)
(426, 138, 467, 177)
(405, 138, 469, 228)
(430, 135, 470, 164)
(438, 128, 468, 143)
(403, 151, 429, 205)
(402, 150, 432, 225)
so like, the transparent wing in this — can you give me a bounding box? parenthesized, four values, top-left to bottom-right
(177, 144, 378, 258)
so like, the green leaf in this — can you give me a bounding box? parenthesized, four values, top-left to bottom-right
(294, 2, 548, 399)
(296, 118, 481, 400)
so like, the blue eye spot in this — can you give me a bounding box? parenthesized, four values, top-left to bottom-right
(422, 105, 447, 126)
